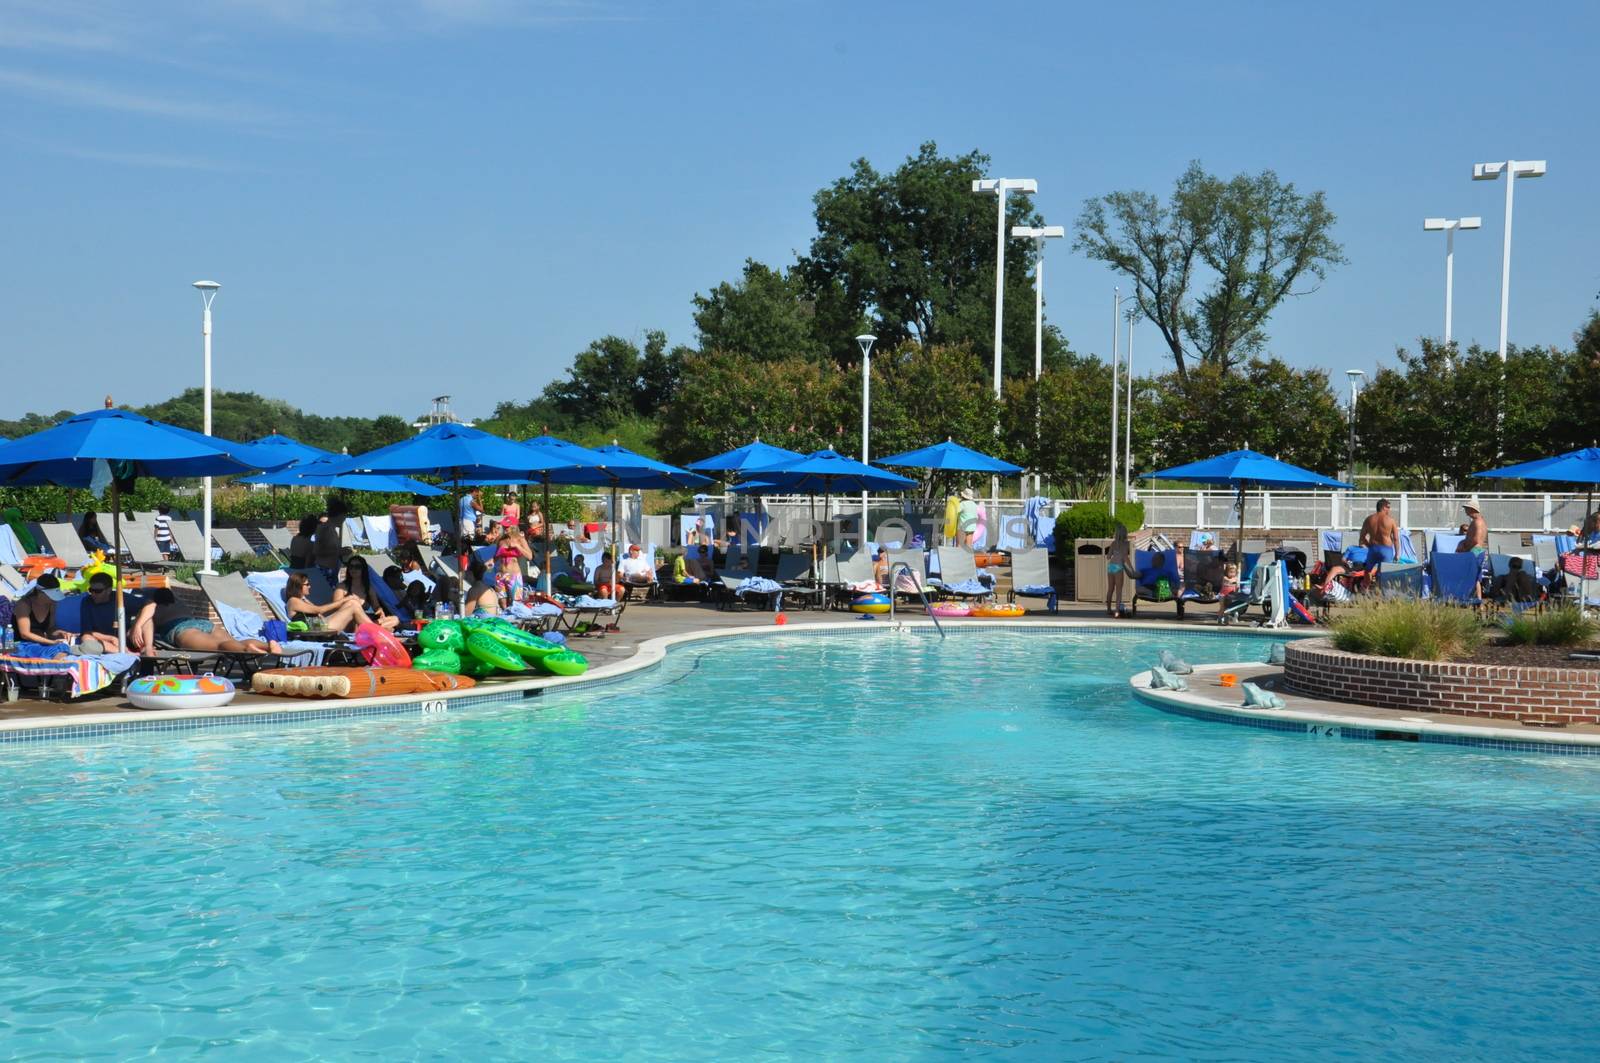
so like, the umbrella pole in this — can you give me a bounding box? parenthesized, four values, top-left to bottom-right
(453, 468, 466, 615)
(1238, 484, 1248, 565)
(542, 479, 552, 595)
(1584, 488, 1593, 615)
(112, 480, 126, 655)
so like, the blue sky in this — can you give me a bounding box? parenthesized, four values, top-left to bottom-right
(0, 0, 1594, 422)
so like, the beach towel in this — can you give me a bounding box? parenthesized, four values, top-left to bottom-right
(940, 578, 989, 595)
(996, 515, 1030, 552)
(1396, 527, 1418, 563)
(1023, 497, 1053, 551)
(245, 570, 292, 621)
(215, 599, 266, 642)
(0, 525, 24, 566)
(362, 515, 396, 551)
(2, 509, 37, 555)
(343, 517, 369, 549)
(1319, 530, 1343, 554)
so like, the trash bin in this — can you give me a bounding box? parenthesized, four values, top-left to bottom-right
(1074, 538, 1113, 602)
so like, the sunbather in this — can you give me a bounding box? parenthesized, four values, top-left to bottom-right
(618, 544, 656, 592)
(78, 511, 113, 554)
(334, 555, 399, 631)
(465, 558, 500, 615)
(593, 550, 618, 599)
(1106, 524, 1130, 618)
(12, 574, 72, 648)
(81, 572, 147, 653)
(286, 570, 366, 632)
(135, 589, 282, 657)
(495, 549, 525, 605)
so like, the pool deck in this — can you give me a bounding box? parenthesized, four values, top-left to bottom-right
(6, 596, 1600, 753)
(1130, 663, 1600, 752)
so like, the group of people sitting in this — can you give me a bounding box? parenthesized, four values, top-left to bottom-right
(11, 571, 283, 658)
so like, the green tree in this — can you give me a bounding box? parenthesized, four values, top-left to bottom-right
(800, 141, 1068, 373)
(1076, 161, 1345, 385)
(867, 344, 999, 472)
(1000, 356, 1132, 497)
(1145, 357, 1344, 473)
(692, 260, 826, 361)
(655, 352, 853, 465)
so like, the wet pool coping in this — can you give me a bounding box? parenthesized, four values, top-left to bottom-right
(1131, 663, 1600, 755)
(0, 619, 1299, 745)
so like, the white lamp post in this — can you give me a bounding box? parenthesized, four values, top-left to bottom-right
(1472, 159, 1546, 361)
(193, 280, 221, 574)
(1422, 216, 1481, 344)
(1109, 288, 1121, 518)
(973, 177, 1036, 505)
(857, 333, 877, 543)
(1346, 369, 1365, 484)
(1010, 223, 1064, 496)
(1124, 310, 1135, 502)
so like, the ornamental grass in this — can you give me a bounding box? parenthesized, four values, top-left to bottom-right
(1502, 606, 1600, 647)
(1329, 598, 1484, 662)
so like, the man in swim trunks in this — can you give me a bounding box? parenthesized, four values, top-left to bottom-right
(1320, 499, 1400, 593)
(1456, 504, 1488, 555)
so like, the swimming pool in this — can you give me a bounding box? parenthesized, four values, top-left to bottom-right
(3, 628, 1597, 1059)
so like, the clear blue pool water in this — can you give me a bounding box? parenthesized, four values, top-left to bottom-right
(2, 628, 1598, 1060)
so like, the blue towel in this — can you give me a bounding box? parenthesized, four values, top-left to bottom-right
(1319, 530, 1343, 554)
(1024, 497, 1053, 551)
(1396, 527, 1417, 563)
(215, 599, 265, 641)
(245, 571, 291, 622)
(942, 578, 988, 595)
(277, 640, 328, 667)
(0, 525, 24, 565)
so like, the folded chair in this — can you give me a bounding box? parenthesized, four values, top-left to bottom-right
(1008, 547, 1057, 613)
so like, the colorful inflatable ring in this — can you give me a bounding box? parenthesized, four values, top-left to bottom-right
(465, 631, 526, 672)
(355, 622, 412, 668)
(928, 602, 971, 617)
(538, 649, 589, 676)
(970, 604, 1026, 618)
(850, 593, 891, 614)
(126, 673, 236, 711)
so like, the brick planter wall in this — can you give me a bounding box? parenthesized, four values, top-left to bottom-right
(1284, 637, 1600, 726)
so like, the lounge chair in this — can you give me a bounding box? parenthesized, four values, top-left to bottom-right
(773, 553, 825, 610)
(259, 527, 293, 558)
(193, 571, 357, 671)
(116, 522, 181, 571)
(1429, 551, 1483, 605)
(1375, 562, 1425, 598)
(885, 548, 928, 601)
(1181, 547, 1228, 606)
(0, 562, 26, 595)
(212, 527, 256, 559)
(34, 522, 92, 569)
(167, 519, 210, 564)
(1128, 549, 1184, 617)
(932, 547, 993, 601)
(1008, 547, 1056, 613)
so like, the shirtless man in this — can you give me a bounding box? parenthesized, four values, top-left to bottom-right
(1456, 504, 1488, 555)
(1320, 499, 1400, 593)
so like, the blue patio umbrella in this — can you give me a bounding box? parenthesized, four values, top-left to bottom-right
(587, 443, 710, 555)
(0, 407, 257, 650)
(875, 438, 1024, 475)
(239, 454, 445, 496)
(250, 433, 336, 467)
(1144, 448, 1353, 558)
(1476, 448, 1600, 604)
(738, 449, 916, 553)
(345, 424, 582, 607)
(687, 439, 806, 475)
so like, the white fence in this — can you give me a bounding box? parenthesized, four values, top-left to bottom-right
(1137, 490, 1593, 533)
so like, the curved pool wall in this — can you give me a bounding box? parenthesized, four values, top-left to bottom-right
(4, 626, 1598, 1060)
(0, 620, 1303, 745)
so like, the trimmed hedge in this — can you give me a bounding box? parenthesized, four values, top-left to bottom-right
(1054, 500, 1145, 550)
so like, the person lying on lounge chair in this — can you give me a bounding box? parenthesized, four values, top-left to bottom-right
(133, 589, 283, 657)
(618, 544, 656, 594)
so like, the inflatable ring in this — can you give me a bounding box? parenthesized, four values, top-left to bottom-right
(127, 673, 236, 711)
(355, 622, 412, 668)
(850, 593, 891, 614)
(538, 649, 589, 676)
(928, 602, 971, 617)
(970, 604, 1026, 618)
(465, 631, 526, 672)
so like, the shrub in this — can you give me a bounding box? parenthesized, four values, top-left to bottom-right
(1054, 500, 1145, 548)
(1502, 606, 1600, 647)
(1330, 599, 1484, 662)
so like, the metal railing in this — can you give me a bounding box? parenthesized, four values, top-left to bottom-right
(888, 561, 944, 638)
(1135, 489, 1593, 533)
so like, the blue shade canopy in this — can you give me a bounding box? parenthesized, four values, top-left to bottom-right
(876, 439, 1024, 474)
(348, 423, 578, 481)
(1474, 448, 1600, 485)
(687, 440, 806, 474)
(0, 408, 256, 486)
(523, 434, 610, 469)
(1143, 449, 1352, 490)
(591, 444, 711, 490)
(250, 433, 337, 468)
(739, 448, 917, 494)
(239, 455, 444, 496)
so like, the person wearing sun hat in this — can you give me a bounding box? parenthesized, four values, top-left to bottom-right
(1456, 503, 1488, 556)
(956, 488, 979, 548)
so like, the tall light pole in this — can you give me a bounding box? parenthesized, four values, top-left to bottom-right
(1010, 223, 1064, 496)
(1124, 310, 1135, 503)
(1472, 159, 1546, 361)
(1422, 216, 1481, 345)
(193, 280, 221, 575)
(1346, 369, 1365, 484)
(1109, 288, 1121, 518)
(857, 333, 877, 543)
(973, 176, 1036, 504)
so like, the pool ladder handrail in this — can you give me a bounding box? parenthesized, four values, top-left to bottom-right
(887, 561, 945, 639)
